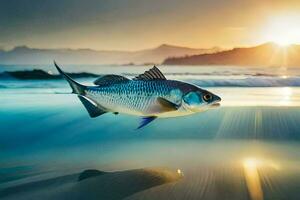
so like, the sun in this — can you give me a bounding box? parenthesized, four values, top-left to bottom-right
(272, 37, 293, 47)
(269, 28, 298, 47)
(262, 14, 300, 46)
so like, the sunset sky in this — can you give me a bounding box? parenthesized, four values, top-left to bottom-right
(1, 0, 300, 50)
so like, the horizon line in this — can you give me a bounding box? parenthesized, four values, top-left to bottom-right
(2, 41, 296, 52)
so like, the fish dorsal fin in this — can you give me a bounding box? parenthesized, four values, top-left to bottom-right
(133, 66, 166, 81)
(94, 75, 129, 86)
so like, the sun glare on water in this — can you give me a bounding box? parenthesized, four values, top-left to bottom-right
(279, 87, 293, 106)
(262, 14, 300, 46)
(242, 157, 281, 200)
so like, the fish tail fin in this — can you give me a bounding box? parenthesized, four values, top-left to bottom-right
(54, 61, 107, 118)
(54, 61, 86, 95)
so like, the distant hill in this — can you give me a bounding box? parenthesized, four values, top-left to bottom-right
(163, 43, 300, 67)
(0, 44, 219, 65)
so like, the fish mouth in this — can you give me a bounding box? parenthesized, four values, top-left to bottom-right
(211, 102, 220, 107)
(211, 95, 221, 107)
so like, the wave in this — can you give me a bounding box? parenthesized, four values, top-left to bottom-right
(189, 77, 300, 87)
(123, 72, 279, 77)
(2, 69, 300, 88)
(0, 69, 282, 80)
(2, 77, 300, 89)
(0, 70, 98, 80)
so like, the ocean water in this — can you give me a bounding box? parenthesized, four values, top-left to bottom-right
(1, 65, 300, 200)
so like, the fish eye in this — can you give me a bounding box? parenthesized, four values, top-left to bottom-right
(203, 94, 212, 102)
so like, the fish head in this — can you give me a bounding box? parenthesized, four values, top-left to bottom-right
(182, 89, 221, 112)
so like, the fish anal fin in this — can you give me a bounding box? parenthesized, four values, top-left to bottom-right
(94, 75, 129, 86)
(133, 66, 166, 81)
(78, 95, 106, 118)
(137, 116, 157, 129)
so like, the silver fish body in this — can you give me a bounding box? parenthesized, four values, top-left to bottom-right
(55, 63, 221, 128)
(85, 80, 193, 118)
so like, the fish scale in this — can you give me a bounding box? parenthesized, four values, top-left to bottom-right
(86, 80, 175, 115)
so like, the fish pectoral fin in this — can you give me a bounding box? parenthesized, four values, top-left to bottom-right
(78, 95, 107, 118)
(137, 116, 157, 129)
(145, 97, 179, 114)
(156, 97, 180, 111)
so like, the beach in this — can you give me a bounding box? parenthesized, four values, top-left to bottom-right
(1, 65, 300, 200)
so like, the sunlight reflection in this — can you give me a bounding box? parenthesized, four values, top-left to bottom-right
(212, 87, 300, 107)
(243, 158, 264, 200)
(279, 87, 292, 105)
(243, 157, 281, 200)
(177, 169, 184, 176)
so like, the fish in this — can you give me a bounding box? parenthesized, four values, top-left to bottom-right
(54, 62, 221, 129)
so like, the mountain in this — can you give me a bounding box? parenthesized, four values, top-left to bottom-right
(163, 43, 300, 67)
(0, 44, 219, 65)
(128, 44, 220, 64)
